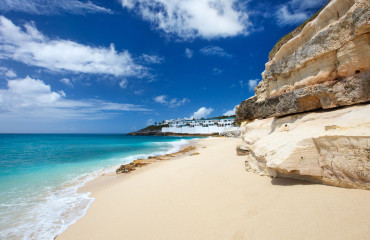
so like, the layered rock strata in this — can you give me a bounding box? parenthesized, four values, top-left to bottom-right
(236, 0, 370, 189)
(236, 0, 369, 121)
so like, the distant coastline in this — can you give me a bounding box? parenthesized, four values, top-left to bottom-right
(127, 116, 238, 137)
(127, 129, 219, 137)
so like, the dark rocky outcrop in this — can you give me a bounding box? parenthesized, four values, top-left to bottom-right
(116, 146, 197, 174)
(236, 72, 370, 121)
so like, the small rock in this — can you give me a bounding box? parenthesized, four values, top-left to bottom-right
(236, 145, 250, 156)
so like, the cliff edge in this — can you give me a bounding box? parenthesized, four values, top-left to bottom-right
(236, 0, 370, 189)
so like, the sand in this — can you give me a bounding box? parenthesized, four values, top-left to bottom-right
(58, 137, 370, 240)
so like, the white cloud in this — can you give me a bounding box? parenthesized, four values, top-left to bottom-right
(223, 106, 236, 116)
(0, 16, 144, 77)
(119, 0, 252, 39)
(119, 79, 128, 89)
(153, 95, 167, 104)
(212, 67, 223, 75)
(0, 0, 112, 15)
(200, 46, 232, 58)
(60, 78, 73, 87)
(146, 118, 154, 126)
(240, 79, 258, 91)
(169, 98, 189, 107)
(276, 6, 308, 25)
(0, 76, 149, 120)
(139, 54, 164, 64)
(276, 0, 326, 25)
(248, 79, 258, 91)
(153, 95, 189, 108)
(185, 48, 193, 58)
(0, 66, 17, 78)
(191, 107, 213, 119)
(134, 90, 144, 95)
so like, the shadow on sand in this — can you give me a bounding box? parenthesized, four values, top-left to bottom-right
(271, 177, 316, 186)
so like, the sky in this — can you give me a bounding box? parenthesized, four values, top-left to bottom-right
(0, 0, 327, 133)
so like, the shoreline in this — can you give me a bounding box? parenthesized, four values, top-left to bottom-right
(58, 137, 370, 240)
(77, 138, 202, 194)
(54, 137, 202, 239)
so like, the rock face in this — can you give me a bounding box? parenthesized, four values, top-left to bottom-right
(237, 72, 369, 121)
(241, 105, 370, 189)
(236, 0, 370, 122)
(237, 0, 370, 189)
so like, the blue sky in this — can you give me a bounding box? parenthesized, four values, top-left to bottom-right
(0, 0, 326, 133)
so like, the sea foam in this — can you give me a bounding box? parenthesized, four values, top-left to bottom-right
(0, 135, 193, 240)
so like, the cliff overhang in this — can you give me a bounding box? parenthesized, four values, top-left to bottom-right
(236, 0, 370, 189)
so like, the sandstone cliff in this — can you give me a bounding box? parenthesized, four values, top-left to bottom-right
(236, 0, 370, 189)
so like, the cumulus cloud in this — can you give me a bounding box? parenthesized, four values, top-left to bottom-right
(276, 0, 327, 25)
(0, 76, 149, 120)
(119, 79, 128, 89)
(0, 0, 112, 15)
(0, 16, 144, 77)
(153, 95, 167, 104)
(153, 95, 189, 108)
(185, 48, 193, 58)
(240, 79, 259, 91)
(60, 78, 73, 87)
(200, 46, 232, 58)
(191, 107, 213, 119)
(0, 66, 17, 78)
(223, 106, 236, 116)
(119, 0, 252, 39)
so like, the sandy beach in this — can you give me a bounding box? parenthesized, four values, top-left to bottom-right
(58, 137, 370, 240)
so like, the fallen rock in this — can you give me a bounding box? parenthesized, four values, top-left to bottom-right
(219, 130, 241, 138)
(116, 163, 136, 174)
(116, 146, 197, 174)
(236, 145, 250, 156)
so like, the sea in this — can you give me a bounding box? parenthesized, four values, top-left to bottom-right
(0, 134, 198, 240)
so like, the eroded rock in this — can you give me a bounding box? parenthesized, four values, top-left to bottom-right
(236, 0, 370, 189)
(236, 0, 370, 122)
(241, 104, 370, 189)
(237, 72, 370, 121)
(116, 146, 197, 174)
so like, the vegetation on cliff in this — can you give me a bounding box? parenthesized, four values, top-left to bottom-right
(269, 0, 330, 60)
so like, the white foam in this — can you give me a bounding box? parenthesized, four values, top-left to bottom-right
(0, 173, 97, 240)
(0, 138, 193, 240)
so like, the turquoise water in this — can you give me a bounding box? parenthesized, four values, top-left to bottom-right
(0, 134, 196, 240)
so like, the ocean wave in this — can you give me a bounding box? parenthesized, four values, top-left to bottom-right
(0, 137, 192, 240)
(0, 173, 96, 240)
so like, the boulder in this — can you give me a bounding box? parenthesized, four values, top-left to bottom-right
(236, 145, 250, 156)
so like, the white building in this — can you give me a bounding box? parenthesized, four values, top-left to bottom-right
(162, 117, 239, 134)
